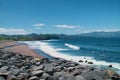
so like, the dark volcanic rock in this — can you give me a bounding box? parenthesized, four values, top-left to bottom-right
(29, 76, 38, 80)
(75, 75, 85, 80)
(59, 74, 75, 80)
(31, 70, 43, 77)
(109, 65, 112, 67)
(0, 77, 5, 80)
(88, 61, 93, 64)
(0, 49, 119, 80)
(44, 64, 54, 75)
(79, 60, 83, 62)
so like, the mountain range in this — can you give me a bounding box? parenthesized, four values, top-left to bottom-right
(76, 31, 120, 38)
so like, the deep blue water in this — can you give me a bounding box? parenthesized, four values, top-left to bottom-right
(43, 37, 120, 63)
(22, 37, 120, 73)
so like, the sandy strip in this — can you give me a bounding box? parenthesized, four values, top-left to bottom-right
(0, 41, 43, 59)
(0, 40, 17, 48)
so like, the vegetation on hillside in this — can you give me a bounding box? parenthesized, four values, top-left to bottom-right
(0, 34, 62, 41)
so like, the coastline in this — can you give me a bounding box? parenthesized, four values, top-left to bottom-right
(0, 43, 120, 80)
(0, 40, 120, 80)
(0, 41, 44, 59)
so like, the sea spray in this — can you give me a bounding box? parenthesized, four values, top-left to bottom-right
(65, 43, 80, 50)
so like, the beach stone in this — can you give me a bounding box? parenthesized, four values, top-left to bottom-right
(72, 69, 82, 76)
(7, 74, 16, 80)
(52, 62, 59, 66)
(29, 76, 38, 80)
(0, 66, 9, 70)
(53, 71, 66, 78)
(42, 58, 49, 62)
(59, 74, 75, 80)
(54, 66, 64, 72)
(79, 60, 83, 62)
(88, 61, 93, 64)
(75, 75, 85, 80)
(0, 72, 10, 79)
(0, 77, 5, 80)
(67, 67, 75, 72)
(44, 64, 54, 75)
(35, 62, 41, 66)
(0, 62, 2, 68)
(31, 70, 43, 77)
(9, 68, 20, 75)
(81, 71, 106, 80)
(109, 65, 112, 67)
(47, 76, 58, 80)
(32, 65, 44, 71)
(17, 73, 28, 80)
(41, 72, 50, 79)
(89, 67, 95, 71)
(65, 63, 76, 67)
(39, 79, 45, 80)
(0, 72, 10, 76)
(85, 60, 88, 63)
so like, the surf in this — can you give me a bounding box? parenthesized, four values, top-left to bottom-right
(65, 43, 80, 50)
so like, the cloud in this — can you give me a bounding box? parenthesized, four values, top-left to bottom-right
(95, 29, 119, 32)
(55, 25, 78, 29)
(32, 23, 45, 27)
(0, 28, 28, 35)
(82, 29, 120, 33)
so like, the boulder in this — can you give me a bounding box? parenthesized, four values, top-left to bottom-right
(59, 74, 75, 80)
(67, 67, 75, 72)
(7, 74, 16, 80)
(79, 60, 83, 62)
(75, 75, 85, 80)
(54, 66, 64, 72)
(47, 76, 58, 80)
(41, 72, 50, 79)
(108, 65, 112, 67)
(88, 62, 93, 64)
(31, 70, 43, 77)
(29, 76, 38, 80)
(32, 65, 44, 71)
(81, 71, 107, 80)
(0, 66, 9, 70)
(44, 64, 54, 75)
(0, 77, 5, 80)
(9, 68, 20, 75)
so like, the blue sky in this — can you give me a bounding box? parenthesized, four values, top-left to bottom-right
(0, 0, 120, 35)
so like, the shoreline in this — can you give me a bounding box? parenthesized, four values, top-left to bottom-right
(0, 41, 44, 59)
(1, 40, 120, 74)
(0, 45, 120, 80)
(23, 41, 120, 74)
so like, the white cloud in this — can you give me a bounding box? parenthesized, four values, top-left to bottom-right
(32, 23, 45, 27)
(95, 29, 119, 32)
(55, 25, 78, 29)
(82, 29, 120, 33)
(0, 28, 28, 35)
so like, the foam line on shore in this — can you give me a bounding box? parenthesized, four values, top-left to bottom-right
(23, 41, 120, 73)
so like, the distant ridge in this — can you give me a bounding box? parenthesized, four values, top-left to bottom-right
(77, 31, 120, 38)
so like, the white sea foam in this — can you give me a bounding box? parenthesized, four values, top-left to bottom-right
(43, 39, 58, 42)
(65, 43, 80, 50)
(55, 48, 69, 51)
(23, 41, 120, 72)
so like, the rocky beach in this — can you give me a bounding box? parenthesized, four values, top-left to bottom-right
(0, 41, 120, 80)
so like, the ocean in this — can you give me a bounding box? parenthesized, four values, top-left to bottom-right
(21, 37, 120, 73)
